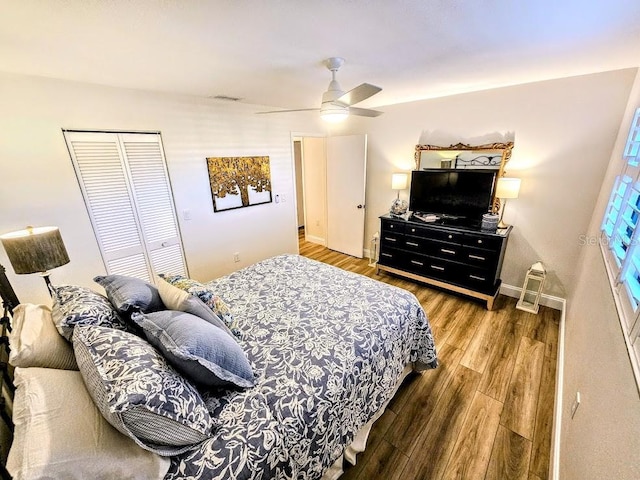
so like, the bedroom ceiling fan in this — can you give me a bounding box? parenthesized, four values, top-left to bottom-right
(258, 57, 383, 122)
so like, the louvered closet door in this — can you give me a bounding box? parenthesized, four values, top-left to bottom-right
(64, 131, 187, 282)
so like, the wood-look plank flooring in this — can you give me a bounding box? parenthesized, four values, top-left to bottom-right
(297, 229, 559, 480)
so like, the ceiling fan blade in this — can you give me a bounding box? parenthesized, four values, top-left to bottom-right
(256, 108, 319, 115)
(349, 107, 383, 117)
(336, 83, 382, 106)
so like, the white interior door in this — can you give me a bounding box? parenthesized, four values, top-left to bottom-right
(326, 134, 367, 258)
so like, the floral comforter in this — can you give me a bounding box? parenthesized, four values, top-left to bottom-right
(165, 254, 437, 480)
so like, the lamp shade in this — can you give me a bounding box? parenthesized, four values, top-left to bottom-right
(391, 173, 408, 190)
(320, 104, 349, 123)
(495, 177, 521, 199)
(0, 226, 70, 274)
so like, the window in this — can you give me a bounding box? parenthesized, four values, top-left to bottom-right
(601, 107, 640, 385)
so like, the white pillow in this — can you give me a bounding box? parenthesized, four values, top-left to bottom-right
(9, 304, 77, 370)
(7, 367, 170, 480)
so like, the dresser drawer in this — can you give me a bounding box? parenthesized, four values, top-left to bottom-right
(406, 224, 463, 244)
(422, 239, 462, 261)
(380, 232, 403, 248)
(378, 246, 404, 269)
(405, 254, 460, 283)
(462, 232, 503, 250)
(461, 246, 499, 268)
(459, 266, 497, 293)
(381, 219, 406, 234)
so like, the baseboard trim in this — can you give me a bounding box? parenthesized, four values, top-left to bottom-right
(500, 283, 565, 311)
(550, 297, 566, 480)
(305, 235, 326, 246)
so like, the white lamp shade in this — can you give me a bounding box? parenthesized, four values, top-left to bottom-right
(391, 173, 408, 190)
(495, 177, 521, 199)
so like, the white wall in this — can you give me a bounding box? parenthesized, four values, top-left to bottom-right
(332, 69, 637, 298)
(0, 71, 322, 304)
(559, 70, 640, 480)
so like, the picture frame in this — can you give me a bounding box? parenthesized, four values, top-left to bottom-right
(207, 156, 273, 212)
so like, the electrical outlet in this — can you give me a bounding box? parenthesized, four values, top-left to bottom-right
(571, 391, 581, 419)
(233, 252, 240, 263)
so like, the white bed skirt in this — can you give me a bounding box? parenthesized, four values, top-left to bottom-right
(321, 363, 416, 480)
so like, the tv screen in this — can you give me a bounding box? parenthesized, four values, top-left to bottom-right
(409, 169, 496, 226)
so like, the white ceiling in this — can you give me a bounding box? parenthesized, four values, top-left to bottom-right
(2, 0, 640, 111)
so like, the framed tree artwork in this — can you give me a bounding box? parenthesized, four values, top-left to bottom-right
(207, 156, 273, 212)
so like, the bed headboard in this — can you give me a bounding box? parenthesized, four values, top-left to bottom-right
(0, 264, 16, 480)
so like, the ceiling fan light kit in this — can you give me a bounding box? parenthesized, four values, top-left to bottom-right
(258, 57, 383, 121)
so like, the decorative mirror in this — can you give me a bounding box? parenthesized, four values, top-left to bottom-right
(414, 142, 514, 177)
(414, 141, 514, 213)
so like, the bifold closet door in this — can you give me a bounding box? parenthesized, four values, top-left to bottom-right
(64, 131, 187, 282)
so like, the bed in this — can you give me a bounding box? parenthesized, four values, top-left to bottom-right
(1, 254, 437, 480)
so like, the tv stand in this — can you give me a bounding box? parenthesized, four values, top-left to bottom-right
(376, 214, 512, 310)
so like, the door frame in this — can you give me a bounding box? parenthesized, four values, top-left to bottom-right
(290, 131, 327, 252)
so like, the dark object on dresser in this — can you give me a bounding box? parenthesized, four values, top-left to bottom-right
(377, 214, 511, 309)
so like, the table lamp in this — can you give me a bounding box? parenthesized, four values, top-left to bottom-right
(390, 173, 409, 216)
(0, 226, 70, 295)
(495, 177, 521, 228)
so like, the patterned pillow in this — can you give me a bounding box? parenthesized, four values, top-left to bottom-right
(73, 325, 214, 456)
(161, 274, 237, 334)
(131, 311, 255, 388)
(52, 285, 128, 341)
(94, 275, 165, 316)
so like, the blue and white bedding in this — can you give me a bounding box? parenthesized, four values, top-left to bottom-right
(166, 254, 437, 480)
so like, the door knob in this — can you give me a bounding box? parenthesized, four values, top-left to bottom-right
(357, 204, 365, 209)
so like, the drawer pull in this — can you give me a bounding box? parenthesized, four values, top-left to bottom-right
(441, 248, 456, 255)
(389, 225, 394, 229)
(469, 274, 486, 281)
(406, 241, 419, 247)
(411, 260, 424, 266)
(430, 265, 445, 271)
(469, 254, 486, 261)
(384, 237, 397, 242)
(381, 253, 393, 257)
(448, 234, 453, 239)
(477, 239, 483, 244)
(411, 228, 416, 233)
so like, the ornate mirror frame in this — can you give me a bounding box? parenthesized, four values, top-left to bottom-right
(414, 141, 514, 212)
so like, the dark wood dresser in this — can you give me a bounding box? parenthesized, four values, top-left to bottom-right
(377, 214, 512, 309)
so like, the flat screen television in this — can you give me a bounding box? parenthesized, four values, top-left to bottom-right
(409, 169, 497, 227)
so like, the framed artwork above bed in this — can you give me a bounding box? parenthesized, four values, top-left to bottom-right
(207, 156, 273, 212)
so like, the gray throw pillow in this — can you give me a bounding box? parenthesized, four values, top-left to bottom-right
(73, 325, 214, 456)
(130, 310, 255, 388)
(156, 277, 233, 337)
(94, 275, 165, 315)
